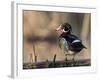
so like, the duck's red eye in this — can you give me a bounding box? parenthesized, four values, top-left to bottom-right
(64, 27, 69, 31)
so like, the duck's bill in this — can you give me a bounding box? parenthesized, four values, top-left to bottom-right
(56, 25, 62, 31)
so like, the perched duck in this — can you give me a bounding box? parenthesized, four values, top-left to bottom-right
(56, 23, 87, 62)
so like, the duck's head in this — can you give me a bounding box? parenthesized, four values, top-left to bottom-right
(56, 23, 72, 36)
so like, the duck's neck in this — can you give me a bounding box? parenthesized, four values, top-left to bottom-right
(60, 32, 71, 37)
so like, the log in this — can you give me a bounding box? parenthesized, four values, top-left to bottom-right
(23, 59, 90, 69)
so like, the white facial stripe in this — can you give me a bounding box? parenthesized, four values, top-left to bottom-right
(62, 29, 68, 32)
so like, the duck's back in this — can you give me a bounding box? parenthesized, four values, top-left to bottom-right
(63, 34, 80, 44)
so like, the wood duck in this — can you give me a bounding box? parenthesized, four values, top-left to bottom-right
(56, 23, 87, 63)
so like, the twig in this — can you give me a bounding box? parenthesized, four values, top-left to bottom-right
(30, 53, 33, 63)
(32, 43, 37, 63)
(45, 59, 49, 67)
(53, 54, 57, 67)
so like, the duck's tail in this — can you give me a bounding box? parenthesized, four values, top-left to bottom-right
(82, 45, 87, 49)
